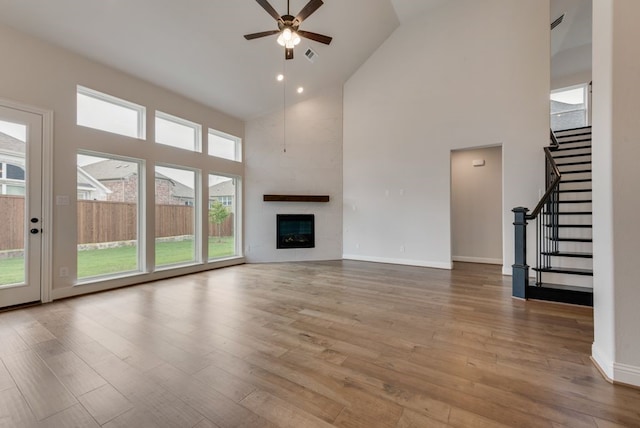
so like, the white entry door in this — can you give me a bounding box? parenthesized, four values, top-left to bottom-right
(0, 105, 43, 308)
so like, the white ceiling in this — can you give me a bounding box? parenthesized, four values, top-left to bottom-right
(0, 0, 444, 120)
(551, 0, 592, 57)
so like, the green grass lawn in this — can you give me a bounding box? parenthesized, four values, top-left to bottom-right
(0, 257, 25, 285)
(0, 237, 235, 285)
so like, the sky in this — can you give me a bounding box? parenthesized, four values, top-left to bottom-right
(0, 119, 27, 142)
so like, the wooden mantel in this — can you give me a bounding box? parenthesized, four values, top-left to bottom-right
(263, 195, 330, 203)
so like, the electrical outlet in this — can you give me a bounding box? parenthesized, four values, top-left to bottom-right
(59, 267, 69, 277)
(400, 245, 405, 253)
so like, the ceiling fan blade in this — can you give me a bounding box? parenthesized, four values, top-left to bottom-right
(294, 0, 323, 25)
(297, 30, 332, 45)
(244, 30, 280, 40)
(255, 0, 282, 21)
(285, 47, 294, 60)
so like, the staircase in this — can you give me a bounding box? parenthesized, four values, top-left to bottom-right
(512, 126, 593, 306)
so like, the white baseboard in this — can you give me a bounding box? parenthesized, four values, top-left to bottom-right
(452, 256, 502, 265)
(502, 266, 537, 278)
(592, 343, 615, 381)
(614, 362, 640, 388)
(592, 343, 640, 387)
(342, 254, 452, 270)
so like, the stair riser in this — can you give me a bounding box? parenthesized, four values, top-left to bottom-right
(558, 192, 592, 201)
(560, 182, 592, 191)
(545, 214, 591, 223)
(558, 203, 592, 212)
(538, 272, 593, 288)
(541, 257, 594, 270)
(555, 241, 593, 253)
(553, 154, 592, 162)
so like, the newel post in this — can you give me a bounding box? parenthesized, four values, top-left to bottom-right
(512, 207, 530, 299)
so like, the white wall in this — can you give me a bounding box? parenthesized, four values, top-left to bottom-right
(592, 0, 640, 387)
(451, 146, 503, 264)
(244, 87, 343, 262)
(0, 23, 245, 299)
(343, 0, 549, 272)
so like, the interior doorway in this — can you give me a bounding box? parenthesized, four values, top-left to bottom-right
(450, 146, 503, 266)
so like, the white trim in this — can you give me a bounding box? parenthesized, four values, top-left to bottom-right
(52, 257, 245, 300)
(342, 254, 452, 270)
(592, 343, 615, 381)
(0, 97, 53, 304)
(613, 362, 640, 388)
(208, 128, 242, 162)
(155, 110, 202, 153)
(41, 110, 53, 303)
(452, 256, 502, 265)
(77, 85, 147, 140)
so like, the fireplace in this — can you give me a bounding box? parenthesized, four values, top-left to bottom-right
(277, 214, 315, 249)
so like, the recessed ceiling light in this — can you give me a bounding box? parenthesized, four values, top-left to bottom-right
(297, 87, 304, 94)
(276, 74, 284, 82)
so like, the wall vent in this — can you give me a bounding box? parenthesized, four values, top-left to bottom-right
(304, 48, 317, 63)
(551, 14, 565, 30)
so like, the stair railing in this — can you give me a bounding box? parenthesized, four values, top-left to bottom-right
(512, 130, 561, 298)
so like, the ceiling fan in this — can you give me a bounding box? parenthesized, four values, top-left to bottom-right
(244, 0, 333, 60)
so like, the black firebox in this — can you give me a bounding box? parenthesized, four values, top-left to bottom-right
(276, 214, 315, 249)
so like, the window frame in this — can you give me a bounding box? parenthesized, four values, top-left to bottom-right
(208, 128, 242, 162)
(550, 83, 590, 131)
(154, 163, 202, 269)
(155, 111, 202, 153)
(77, 85, 146, 139)
(76, 151, 145, 283)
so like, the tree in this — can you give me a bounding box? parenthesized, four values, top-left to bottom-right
(208, 200, 230, 242)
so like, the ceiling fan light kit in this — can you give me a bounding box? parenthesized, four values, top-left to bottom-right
(244, 0, 333, 60)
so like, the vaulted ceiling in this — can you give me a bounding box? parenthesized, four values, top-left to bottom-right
(0, 0, 445, 120)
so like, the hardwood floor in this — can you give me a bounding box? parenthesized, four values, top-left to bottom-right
(1, 261, 639, 427)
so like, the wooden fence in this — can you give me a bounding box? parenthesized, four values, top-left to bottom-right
(0, 196, 234, 251)
(0, 196, 25, 251)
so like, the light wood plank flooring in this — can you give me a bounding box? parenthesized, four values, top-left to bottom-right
(1, 261, 639, 427)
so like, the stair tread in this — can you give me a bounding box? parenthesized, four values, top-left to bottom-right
(558, 189, 591, 193)
(540, 251, 593, 258)
(553, 153, 592, 159)
(557, 161, 592, 166)
(562, 169, 592, 174)
(534, 267, 594, 276)
(561, 178, 592, 183)
(527, 284, 593, 306)
(550, 237, 593, 242)
(544, 224, 592, 228)
(553, 145, 592, 152)
(532, 282, 593, 293)
(558, 199, 592, 203)
(544, 211, 592, 215)
(557, 137, 592, 144)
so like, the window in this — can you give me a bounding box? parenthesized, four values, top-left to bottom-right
(550, 84, 589, 131)
(209, 129, 241, 161)
(155, 165, 199, 267)
(211, 195, 232, 207)
(155, 111, 201, 152)
(77, 86, 146, 139)
(77, 153, 142, 280)
(0, 162, 26, 195)
(208, 174, 238, 260)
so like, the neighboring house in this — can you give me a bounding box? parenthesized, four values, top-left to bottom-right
(0, 131, 25, 196)
(76, 166, 110, 200)
(209, 179, 235, 213)
(80, 159, 234, 208)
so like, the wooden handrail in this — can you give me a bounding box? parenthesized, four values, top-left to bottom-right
(527, 146, 561, 220)
(550, 129, 559, 147)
